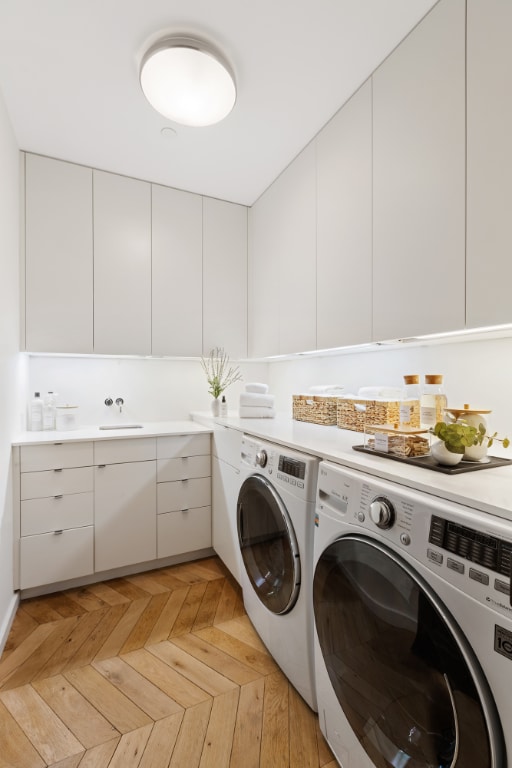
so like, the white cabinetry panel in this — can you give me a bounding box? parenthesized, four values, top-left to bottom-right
(21, 493, 93, 536)
(152, 184, 203, 356)
(316, 81, 372, 349)
(372, 0, 465, 340)
(157, 507, 211, 559)
(212, 456, 240, 583)
(94, 437, 156, 465)
(20, 527, 94, 590)
(157, 477, 211, 514)
(157, 455, 211, 483)
(21, 442, 93, 472)
(203, 198, 247, 358)
(157, 434, 210, 459)
(25, 153, 93, 353)
(21, 467, 93, 500)
(93, 171, 151, 355)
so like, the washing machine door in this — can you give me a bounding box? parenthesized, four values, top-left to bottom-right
(237, 474, 300, 615)
(314, 535, 504, 768)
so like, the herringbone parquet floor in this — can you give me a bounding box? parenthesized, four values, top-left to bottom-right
(0, 556, 336, 768)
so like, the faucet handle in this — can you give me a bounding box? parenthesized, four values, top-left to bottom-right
(115, 398, 124, 406)
(104, 397, 113, 406)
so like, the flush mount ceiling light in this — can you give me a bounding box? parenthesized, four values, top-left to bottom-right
(140, 36, 236, 127)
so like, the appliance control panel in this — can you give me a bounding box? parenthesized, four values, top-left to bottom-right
(241, 436, 319, 501)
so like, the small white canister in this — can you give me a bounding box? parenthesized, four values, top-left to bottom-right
(55, 405, 79, 431)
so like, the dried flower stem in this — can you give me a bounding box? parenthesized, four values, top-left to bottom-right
(200, 347, 243, 399)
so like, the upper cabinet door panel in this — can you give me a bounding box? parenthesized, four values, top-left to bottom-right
(203, 198, 247, 359)
(152, 184, 203, 356)
(25, 154, 93, 353)
(93, 171, 151, 355)
(466, 0, 512, 328)
(316, 81, 372, 350)
(372, 0, 466, 341)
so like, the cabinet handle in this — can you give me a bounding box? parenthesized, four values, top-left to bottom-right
(53, 442, 63, 446)
(181, 508, 189, 513)
(54, 495, 63, 499)
(54, 468, 63, 473)
(54, 530, 63, 535)
(97, 464, 106, 469)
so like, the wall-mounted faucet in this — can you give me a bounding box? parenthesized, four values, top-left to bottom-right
(104, 397, 113, 406)
(115, 397, 124, 413)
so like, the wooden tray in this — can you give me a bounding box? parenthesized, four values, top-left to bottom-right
(352, 445, 512, 474)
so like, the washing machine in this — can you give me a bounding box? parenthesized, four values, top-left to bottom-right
(237, 435, 319, 710)
(313, 461, 512, 768)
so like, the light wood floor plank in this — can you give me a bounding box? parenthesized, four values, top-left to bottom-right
(148, 640, 238, 696)
(214, 577, 245, 624)
(138, 711, 184, 768)
(216, 615, 272, 653)
(0, 684, 84, 764)
(3, 609, 38, 656)
(67, 602, 130, 669)
(104, 577, 151, 602)
(33, 673, 120, 747)
(289, 685, 320, 768)
(74, 737, 120, 768)
(171, 632, 261, 686)
(46, 593, 90, 619)
(108, 722, 153, 768)
(145, 587, 189, 645)
(46, 753, 84, 768)
(0, 622, 60, 688)
(93, 597, 151, 661)
(195, 626, 279, 676)
(62, 587, 107, 613)
(192, 577, 226, 630)
(168, 699, 212, 768)
(84, 581, 131, 606)
(125, 571, 171, 595)
(120, 591, 171, 653)
(230, 678, 264, 768)
(34, 608, 109, 680)
(169, 581, 208, 637)
(260, 671, 290, 768)
(64, 665, 153, 734)
(19, 597, 64, 624)
(93, 656, 183, 720)
(0, 697, 46, 768)
(122, 648, 211, 708)
(199, 687, 239, 768)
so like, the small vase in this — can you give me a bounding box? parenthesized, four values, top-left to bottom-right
(431, 441, 463, 466)
(211, 398, 220, 417)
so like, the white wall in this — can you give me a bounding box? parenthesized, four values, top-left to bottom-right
(27, 355, 269, 427)
(0, 87, 23, 649)
(268, 335, 512, 440)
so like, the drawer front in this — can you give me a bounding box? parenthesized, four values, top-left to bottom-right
(94, 437, 156, 465)
(157, 506, 212, 559)
(21, 466, 94, 500)
(21, 441, 93, 472)
(21, 492, 93, 536)
(157, 477, 211, 514)
(157, 455, 211, 483)
(20, 526, 94, 590)
(157, 433, 210, 460)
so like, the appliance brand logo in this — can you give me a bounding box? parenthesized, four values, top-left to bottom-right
(486, 595, 512, 614)
(494, 625, 512, 660)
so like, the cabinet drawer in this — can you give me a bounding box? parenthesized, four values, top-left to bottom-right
(157, 506, 211, 558)
(94, 437, 156, 465)
(21, 441, 93, 472)
(157, 433, 210, 460)
(20, 526, 94, 590)
(157, 477, 211, 514)
(157, 455, 211, 483)
(21, 466, 94, 500)
(21, 492, 93, 536)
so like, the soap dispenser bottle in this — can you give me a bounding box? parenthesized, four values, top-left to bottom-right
(220, 395, 228, 417)
(30, 392, 43, 431)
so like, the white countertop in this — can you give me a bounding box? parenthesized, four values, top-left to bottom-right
(12, 420, 212, 446)
(191, 411, 512, 522)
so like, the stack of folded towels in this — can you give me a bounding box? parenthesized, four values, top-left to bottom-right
(239, 383, 276, 418)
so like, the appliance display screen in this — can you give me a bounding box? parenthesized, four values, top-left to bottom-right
(278, 455, 306, 479)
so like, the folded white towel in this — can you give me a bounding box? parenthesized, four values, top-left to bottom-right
(239, 392, 275, 407)
(309, 384, 344, 394)
(245, 383, 269, 394)
(239, 406, 276, 419)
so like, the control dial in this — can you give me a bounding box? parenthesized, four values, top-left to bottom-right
(255, 449, 268, 468)
(369, 496, 395, 530)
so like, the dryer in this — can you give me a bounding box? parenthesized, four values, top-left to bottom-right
(313, 461, 511, 768)
(237, 435, 319, 710)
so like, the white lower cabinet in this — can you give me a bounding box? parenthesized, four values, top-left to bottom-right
(20, 528, 94, 591)
(158, 508, 211, 559)
(212, 456, 241, 583)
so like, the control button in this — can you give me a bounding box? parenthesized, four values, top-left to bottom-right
(255, 449, 268, 468)
(290, 478, 296, 486)
(400, 533, 411, 546)
(357, 512, 365, 523)
(369, 496, 395, 530)
(447, 558, 465, 575)
(495, 579, 510, 596)
(427, 549, 443, 565)
(297, 480, 304, 488)
(469, 568, 490, 586)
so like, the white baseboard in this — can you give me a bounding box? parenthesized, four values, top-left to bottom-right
(0, 592, 20, 657)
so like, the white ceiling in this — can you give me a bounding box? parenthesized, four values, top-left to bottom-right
(0, 0, 438, 206)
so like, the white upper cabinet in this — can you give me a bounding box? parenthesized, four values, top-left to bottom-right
(25, 154, 93, 353)
(248, 142, 316, 357)
(203, 197, 247, 358)
(372, 0, 466, 341)
(466, 0, 512, 328)
(93, 170, 152, 355)
(152, 184, 203, 356)
(316, 81, 372, 349)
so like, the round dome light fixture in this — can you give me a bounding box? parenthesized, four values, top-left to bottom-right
(140, 36, 236, 127)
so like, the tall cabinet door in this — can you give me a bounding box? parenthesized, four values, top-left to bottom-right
(25, 154, 93, 353)
(152, 184, 203, 356)
(466, 0, 512, 328)
(93, 171, 151, 355)
(316, 81, 372, 349)
(203, 198, 247, 358)
(372, 0, 466, 341)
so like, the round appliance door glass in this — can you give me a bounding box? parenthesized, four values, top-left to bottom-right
(237, 474, 300, 615)
(314, 535, 504, 768)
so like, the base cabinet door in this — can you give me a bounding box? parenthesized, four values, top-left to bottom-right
(157, 507, 212, 559)
(94, 461, 156, 572)
(20, 527, 94, 590)
(212, 456, 241, 583)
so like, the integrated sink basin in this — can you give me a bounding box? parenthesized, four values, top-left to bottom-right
(98, 424, 143, 430)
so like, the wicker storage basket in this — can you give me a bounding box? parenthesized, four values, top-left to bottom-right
(292, 394, 339, 426)
(337, 397, 401, 433)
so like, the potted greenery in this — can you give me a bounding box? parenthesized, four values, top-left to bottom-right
(200, 347, 242, 416)
(430, 421, 510, 465)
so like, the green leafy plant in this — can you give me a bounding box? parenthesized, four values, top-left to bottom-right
(200, 347, 242, 399)
(431, 421, 510, 454)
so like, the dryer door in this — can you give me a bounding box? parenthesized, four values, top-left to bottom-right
(314, 535, 504, 768)
(237, 474, 300, 615)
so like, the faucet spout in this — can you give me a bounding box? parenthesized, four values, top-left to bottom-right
(115, 397, 124, 413)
